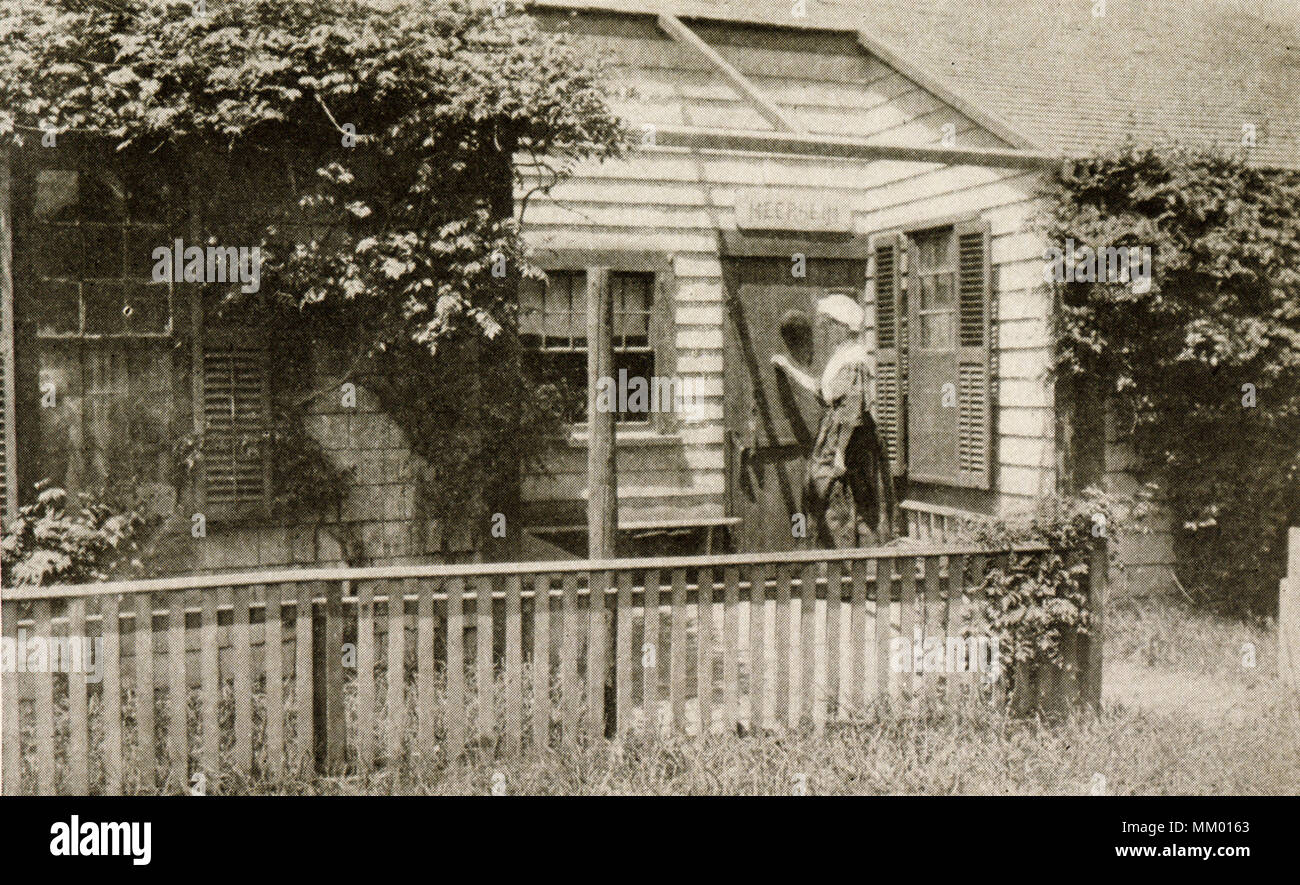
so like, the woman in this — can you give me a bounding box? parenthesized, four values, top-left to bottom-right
(771, 294, 896, 548)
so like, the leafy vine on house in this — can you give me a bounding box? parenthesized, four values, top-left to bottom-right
(1044, 144, 1300, 616)
(0, 0, 628, 567)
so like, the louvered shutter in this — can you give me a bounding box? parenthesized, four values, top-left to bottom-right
(202, 336, 270, 511)
(1, 152, 14, 526)
(0, 322, 13, 525)
(871, 234, 906, 476)
(954, 218, 993, 488)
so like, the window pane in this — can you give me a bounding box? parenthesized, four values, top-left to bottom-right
(125, 171, 176, 221)
(919, 276, 935, 310)
(570, 285, 586, 346)
(934, 272, 954, 308)
(920, 312, 955, 349)
(125, 284, 170, 334)
(614, 272, 652, 346)
(34, 170, 79, 222)
(916, 230, 953, 271)
(543, 308, 572, 342)
(83, 223, 124, 279)
(554, 352, 586, 422)
(35, 224, 82, 279)
(76, 170, 126, 222)
(614, 350, 655, 424)
(38, 281, 81, 335)
(85, 282, 126, 334)
(555, 271, 584, 310)
(128, 225, 169, 280)
(519, 278, 544, 336)
(525, 350, 586, 422)
(541, 271, 584, 345)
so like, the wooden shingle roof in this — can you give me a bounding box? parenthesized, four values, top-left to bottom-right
(536, 0, 1300, 168)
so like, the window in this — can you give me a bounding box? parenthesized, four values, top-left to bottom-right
(913, 229, 956, 350)
(520, 270, 656, 425)
(30, 166, 175, 338)
(872, 218, 992, 489)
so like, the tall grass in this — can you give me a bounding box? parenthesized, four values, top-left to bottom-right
(13, 594, 1299, 795)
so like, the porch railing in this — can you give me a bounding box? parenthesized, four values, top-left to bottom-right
(899, 500, 994, 543)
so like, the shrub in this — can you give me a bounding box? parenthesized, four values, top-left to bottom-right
(1043, 144, 1300, 616)
(1, 481, 150, 587)
(953, 490, 1125, 701)
(0, 0, 628, 552)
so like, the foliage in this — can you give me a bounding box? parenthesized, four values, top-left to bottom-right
(953, 490, 1121, 687)
(1, 481, 151, 586)
(1042, 143, 1300, 616)
(0, 0, 628, 545)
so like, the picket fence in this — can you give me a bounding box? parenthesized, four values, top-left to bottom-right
(0, 540, 1105, 794)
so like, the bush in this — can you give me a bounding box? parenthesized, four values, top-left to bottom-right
(1043, 144, 1300, 616)
(0, 0, 627, 551)
(952, 490, 1124, 699)
(1, 481, 150, 587)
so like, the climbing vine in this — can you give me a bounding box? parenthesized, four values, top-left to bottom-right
(956, 491, 1119, 693)
(1, 0, 628, 551)
(1042, 144, 1300, 616)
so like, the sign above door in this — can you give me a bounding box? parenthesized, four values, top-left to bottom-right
(734, 187, 854, 234)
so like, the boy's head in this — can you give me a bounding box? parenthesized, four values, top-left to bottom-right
(779, 309, 814, 366)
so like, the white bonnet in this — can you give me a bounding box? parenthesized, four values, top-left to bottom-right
(816, 293, 865, 332)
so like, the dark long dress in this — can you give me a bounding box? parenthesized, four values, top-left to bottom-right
(803, 355, 897, 548)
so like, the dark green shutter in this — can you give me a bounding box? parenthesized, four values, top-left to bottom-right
(872, 234, 905, 476)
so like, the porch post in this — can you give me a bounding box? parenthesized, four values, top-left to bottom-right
(1084, 538, 1108, 711)
(587, 267, 617, 559)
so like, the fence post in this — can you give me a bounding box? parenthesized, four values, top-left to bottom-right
(1083, 538, 1108, 711)
(314, 580, 345, 773)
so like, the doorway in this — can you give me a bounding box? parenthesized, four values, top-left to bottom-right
(723, 256, 866, 553)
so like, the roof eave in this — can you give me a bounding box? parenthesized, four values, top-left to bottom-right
(529, 1, 1048, 153)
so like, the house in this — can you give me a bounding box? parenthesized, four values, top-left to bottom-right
(1, 0, 1297, 587)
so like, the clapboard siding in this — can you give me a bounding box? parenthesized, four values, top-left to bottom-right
(1002, 407, 1054, 438)
(524, 152, 985, 188)
(518, 12, 1055, 528)
(1105, 423, 1177, 594)
(676, 281, 724, 302)
(539, 12, 1012, 149)
(520, 165, 1035, 223)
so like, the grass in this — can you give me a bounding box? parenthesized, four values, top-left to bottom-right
(13, 592, 1300, 795)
